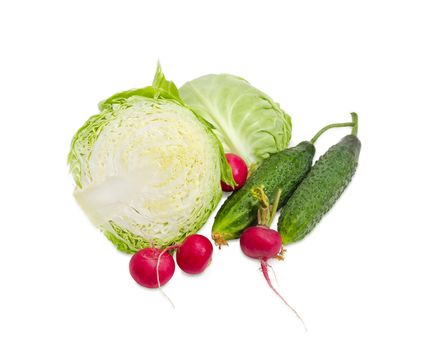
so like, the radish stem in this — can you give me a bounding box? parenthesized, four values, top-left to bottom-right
(269, 189, 282, 225)
(252, 187, 281, 227)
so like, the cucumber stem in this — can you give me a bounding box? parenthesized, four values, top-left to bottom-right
(351, 112, 358, 136)
(310, 121, 354, 144)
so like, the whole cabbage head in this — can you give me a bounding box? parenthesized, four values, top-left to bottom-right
(180, 74, 292, 168)
(68, 65, 234, 253)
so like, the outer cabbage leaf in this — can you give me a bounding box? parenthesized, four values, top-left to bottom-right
(179, 74, 292, 167)
(68, 65, 234, 253)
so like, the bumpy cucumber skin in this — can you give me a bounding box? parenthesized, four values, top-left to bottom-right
(278, 135, 361, 244)
(212, 142, 315, 243)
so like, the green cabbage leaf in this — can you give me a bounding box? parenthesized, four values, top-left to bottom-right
(180, 74, 292, 167)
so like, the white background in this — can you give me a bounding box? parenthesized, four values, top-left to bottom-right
(1, 1, 440, 349)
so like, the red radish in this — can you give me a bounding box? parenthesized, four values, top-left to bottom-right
(129, 234, 213, 289)
(240, 187, 306, 330)
(221, 153, 248, 192)
(176, 234, 213, 274)
(240, 226, 282, 260)
(129, 247, 175, 288)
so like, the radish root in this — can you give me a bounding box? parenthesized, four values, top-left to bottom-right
(155, 244, 180, 309)
(276, 247, 287, 261)
(260, 260, 307, 331)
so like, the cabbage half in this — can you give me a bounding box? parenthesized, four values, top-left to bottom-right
(180, 74, 292, 167)
(68, 65, 234, 253)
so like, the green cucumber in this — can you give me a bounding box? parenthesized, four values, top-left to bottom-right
(212, 141, 315, 246)
(278, 113, 361, 244)
(212, 119, 356, 246)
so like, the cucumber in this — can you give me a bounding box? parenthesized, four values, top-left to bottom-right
(278, 114, 361, 244)
(212, 141, 315, 246)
